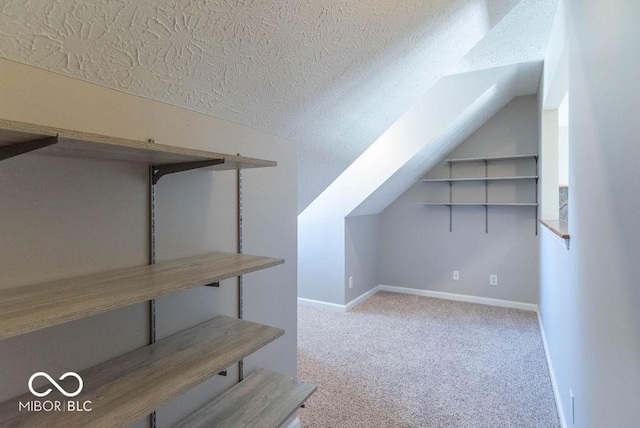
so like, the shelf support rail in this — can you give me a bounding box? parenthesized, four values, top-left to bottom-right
(148, 160, 232, 427)
(148, 166, 158, 428)
(448, 162, 453, 232)
(484, 160, 489, 234)
(151, 159, 225, 185)
(0, 136, 59, 162)
(237, 159, 244, 382)
(535, 156, 539, 235)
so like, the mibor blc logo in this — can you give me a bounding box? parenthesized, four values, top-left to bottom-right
(19, 372, 92, 413)
(28, 372, 83, 398)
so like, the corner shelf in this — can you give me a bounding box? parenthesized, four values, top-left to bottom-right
(0, 252, 283, 340)
(175, 367, 317, 428)
(421, 154, 539, 234)
(0, 316, 283, 427)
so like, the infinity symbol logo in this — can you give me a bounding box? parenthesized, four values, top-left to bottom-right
(28, 372, 83, 398)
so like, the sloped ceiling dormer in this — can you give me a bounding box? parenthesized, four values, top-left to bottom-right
(0, 0, 556, 212)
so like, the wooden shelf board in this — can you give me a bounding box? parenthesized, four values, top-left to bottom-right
(0, 252, 283, 340)
(0, 119, 276, 169)
(421, 175, 538, 182)
(175, 367, 316, 428)
(540, 219, 570, 239)
(446, 154, 538, 163)
(0, 316, 283, 427)
(422, 202, 538, 206)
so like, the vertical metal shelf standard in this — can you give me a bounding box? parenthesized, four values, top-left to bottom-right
(147, 154, 228, 428)
(148, 165, 158, 428)
(534, 156, 539, 235)
(237, 157, 244, 383)
(484, 160, 489, 233)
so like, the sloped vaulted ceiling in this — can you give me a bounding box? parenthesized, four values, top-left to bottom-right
(0, 0, 556, 211)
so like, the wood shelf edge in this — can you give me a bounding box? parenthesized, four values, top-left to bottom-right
(445, 154, 538, 163)
(0, 118, 276, 169)
(539, 219, 570, 239)
(422, 203, 538, 206)
(174, 367, 316, 428)
(421, 176, 538, 182)
(0, 252, 284, 340)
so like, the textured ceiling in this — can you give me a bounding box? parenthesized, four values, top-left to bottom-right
(0, 0, 556, 212)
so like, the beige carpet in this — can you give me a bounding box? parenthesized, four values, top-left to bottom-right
(297, 292, 560, 428)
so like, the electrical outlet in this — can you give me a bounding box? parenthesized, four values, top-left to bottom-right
(490, 274, 498, 286)
(570, 389, 575, 424)
(348, 276, 353, 289)
(453, 271, 460, 281)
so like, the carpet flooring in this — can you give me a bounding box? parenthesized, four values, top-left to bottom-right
(297, 292, 560, 428)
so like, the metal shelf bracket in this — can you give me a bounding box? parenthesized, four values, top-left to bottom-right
(0, 136, 59, 162)
(151, 159, 225, 184)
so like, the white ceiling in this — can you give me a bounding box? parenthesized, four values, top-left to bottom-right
(0, 0, 557, 212)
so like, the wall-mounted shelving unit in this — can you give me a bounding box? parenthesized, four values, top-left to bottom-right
(0, 119, 314, 427)
(0, 252, 283, 340)
(420, 154, 539, 234)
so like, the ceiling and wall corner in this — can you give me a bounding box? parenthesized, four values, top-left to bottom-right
(0, 0, 556, 213)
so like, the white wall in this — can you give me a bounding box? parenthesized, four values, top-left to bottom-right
(538, 1, 640, 426)
(0, 59, 298, 427)
(541, 109, 561, 220)
(345, 215, 380, 303)
(379, 96, 540, 304)
(558, 126, 569, 187)
(298, 65, 529, 305)
(298, 215, 346, 304)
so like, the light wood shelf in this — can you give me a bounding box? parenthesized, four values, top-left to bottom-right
(421, 175, 538, 182)
(540, 219, 570, 239)
(0, 119, 276, 169)
(175, 367, 316, 428)
(445, 154, 538, 163)
(0, 316, 283, 427)
(0, 252, 283, 340)
(422, 202, 538, 206)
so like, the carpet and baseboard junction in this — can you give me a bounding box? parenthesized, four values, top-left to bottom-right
(297, 290, 560, 427)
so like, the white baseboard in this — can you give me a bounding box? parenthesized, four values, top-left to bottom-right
(297, 297, 346, 313)
(537, 311, 567, 428)
(345, 287, 379, 311)
(377, 285, 538, 312)
(282, 416, 301, 428)
(298, 286, 380, 313)
(299, 285, 537, 313)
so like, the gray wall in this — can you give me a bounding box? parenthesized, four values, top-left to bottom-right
(379, 96, 540, 304)
(539, 1, 640, 426)
(0, 59, 298, 427)
(298, 215, 346, 304)
(345, 215, 380, 303)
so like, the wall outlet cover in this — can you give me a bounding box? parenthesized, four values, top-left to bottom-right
(490, 274, 498, 286)
(453, 271, 460, 280)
